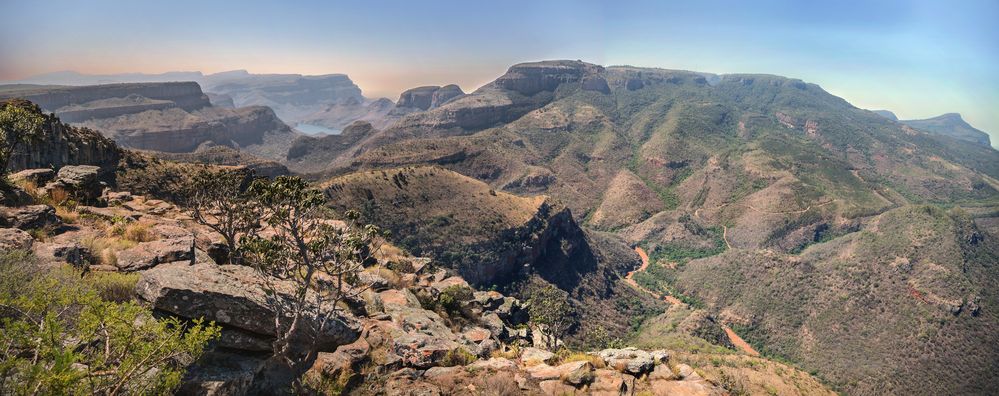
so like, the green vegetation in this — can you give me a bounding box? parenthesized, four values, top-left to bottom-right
(526, 284, 575, 350)
(0, 100, 44, 181)
(0, 250, 219, 395)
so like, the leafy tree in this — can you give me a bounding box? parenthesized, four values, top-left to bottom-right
(0, 100, 45, 179)
(240, 176, 384, 387)
(187, 167, 260, 264)
(527, 284, 575, 350)
(0, 251, 220, 395)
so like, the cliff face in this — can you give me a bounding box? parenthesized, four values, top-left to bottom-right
(902, 113, 992, 147)
(396, 84, 465, 110)
(83, 106, 295, 154)
(0, 83, 299, 160)
(3, 99, 121, 178)
(0, 82, 211, 114)
(202, 73, 365, 126)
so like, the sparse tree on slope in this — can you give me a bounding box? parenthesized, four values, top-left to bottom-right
(527, 284, 575, 350)
(187, 167, 259, 264)
(240, 176, 385, 387)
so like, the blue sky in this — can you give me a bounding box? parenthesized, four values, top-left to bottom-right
(1, 0, 997, 143)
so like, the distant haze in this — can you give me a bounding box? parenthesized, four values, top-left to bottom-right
(1, 0, 997, 146)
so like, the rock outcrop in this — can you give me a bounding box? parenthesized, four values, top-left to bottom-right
(3, 100, 121, 177)
(137, 261, 361, 351)
(396, 84, 465, 110)
(901, 113, 992, 146)
(0, 82, 211, 115)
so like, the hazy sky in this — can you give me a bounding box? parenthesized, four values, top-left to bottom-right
(2, 0, 998, 144)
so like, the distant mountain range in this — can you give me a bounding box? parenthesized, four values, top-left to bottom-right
(4, 61, 999, 395)
(873, 110, 992, 147)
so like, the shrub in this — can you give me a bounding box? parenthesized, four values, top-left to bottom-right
(554, 350, 605, 368)
(0, 253, 220, 394)
(438, 284, 473, 313)
(122, 221, 155, 243)
(441, 348, 477, 367)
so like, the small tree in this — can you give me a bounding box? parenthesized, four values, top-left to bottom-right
(240, 176, 384, 386)
(0, 100, 45, 179)
(527, 284, 575, 350)
(187, 167, 259, 264)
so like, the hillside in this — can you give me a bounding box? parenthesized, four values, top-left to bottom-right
(298, 60, 999, 394)
(321, 165, 668, 343)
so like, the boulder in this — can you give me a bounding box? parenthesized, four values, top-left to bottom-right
(391, 333, 463, 368)
(358, 270, 391, 292)
(468, 357, 518, 372)
(527, 361, 593, 386)
(591, 368, 628, 395)
(136, 262, 361, 350)
(43, 165, 104, 204)
(32, 242, 87, 268)
(178, 351, 266, 396)
(538, 379, 577, 395)
(303, 337, 370, 388)
(598, 348, 655, 376)
(520, 347, 555, 365)
(0, 228, 33, 250)
(0, 205, 59, 230)
(115, 237, 195, 271)
(216, 328, 273, 352)
(9, 168, 55, 185)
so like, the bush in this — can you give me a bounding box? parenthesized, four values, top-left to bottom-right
(441, 348, 477, 367)
(85, 271, 140, 303)
(438, 284, 473, 313)
(0, 253, 220, 394)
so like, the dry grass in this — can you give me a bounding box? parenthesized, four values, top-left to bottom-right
(85, 271, 140, 302)
(55, 206, 79, 224)
(553, 351, 606, 369)
(104, 219, 156, 243)
(490, 345, 520, 360)
(81, 236, 137, 267)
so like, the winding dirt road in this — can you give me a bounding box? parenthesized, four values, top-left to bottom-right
(625, 246, 758, 355)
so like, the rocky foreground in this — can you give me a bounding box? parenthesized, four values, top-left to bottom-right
(0, 164, 730, 395)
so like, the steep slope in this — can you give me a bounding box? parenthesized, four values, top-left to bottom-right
(321, 165, 662, 342)
(670, 206, 999, 395)
(902, 113, 992, 147)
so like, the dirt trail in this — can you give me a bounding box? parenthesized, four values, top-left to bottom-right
(624, 247, 758, 356)
(722, 325, 760, 356)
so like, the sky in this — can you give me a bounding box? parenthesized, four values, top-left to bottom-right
(1, 0, 998, 144)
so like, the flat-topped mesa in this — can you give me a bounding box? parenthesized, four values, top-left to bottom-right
(492, 60, 605, 95)
(396, 84, 465, 110)
(902, 112, 992, 147)
(0, 82, 212, 115)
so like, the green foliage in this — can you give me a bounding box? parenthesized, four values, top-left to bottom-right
(0, 251, 220, 395)
(440, 348, 477, 367)
(188, 167, 259, 264)
(0, 100, 45, 178)
(437, 284, 473, 314)
(527, 284, 575, 350)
